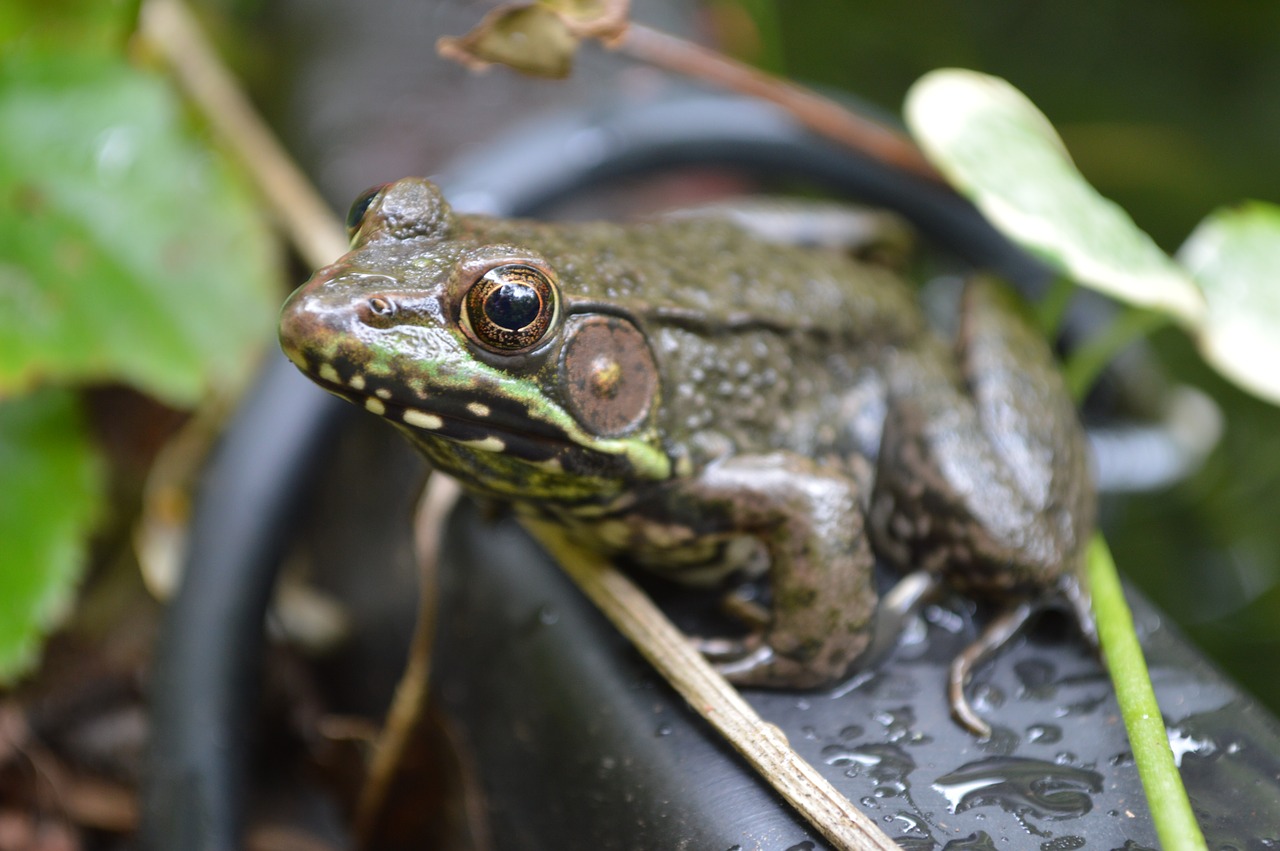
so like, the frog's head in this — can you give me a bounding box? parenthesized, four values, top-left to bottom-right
(279, 177, 671, 500)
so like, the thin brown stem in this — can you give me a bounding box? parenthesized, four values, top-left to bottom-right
(617, 23, 943, 184)
(353, 474, 461, 848)
(138, 0, 348, 270)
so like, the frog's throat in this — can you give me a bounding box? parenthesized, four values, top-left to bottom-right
(307, 364, 672, 481)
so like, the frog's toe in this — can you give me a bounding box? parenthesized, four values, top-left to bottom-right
(690, 632, 760, 662)
(712, 629, 871, 689)
(949, 601, 1037, 737)
(713, 643, 777, 680)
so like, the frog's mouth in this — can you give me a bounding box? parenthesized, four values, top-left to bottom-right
(310, 370, 587, 464)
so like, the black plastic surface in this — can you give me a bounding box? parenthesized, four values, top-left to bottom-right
(434, 501, 1280, 850)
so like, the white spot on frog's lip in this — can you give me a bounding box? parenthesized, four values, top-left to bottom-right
(318, 363, 341, 384)
(403, 409, 443, 430)
(463, 435, 506, 453)
(466, 401, 491, 418)
(349, 374, 366, 391)
(365, 397, 386, 415)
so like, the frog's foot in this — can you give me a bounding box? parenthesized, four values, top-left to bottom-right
(676, 452, 879, 690)
(689, 632, 759, 662)
(949, 601, 1038, 738)
(859, 570, 943, 670)
(712, 615, 875, 689)
(948, 581, 1097, 737)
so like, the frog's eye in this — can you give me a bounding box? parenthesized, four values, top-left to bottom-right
(462, 264, 559, 352)
(346, 183, 389, 238)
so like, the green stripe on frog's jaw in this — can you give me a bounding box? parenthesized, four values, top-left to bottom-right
(279, 264, 671, 481)
(301, 354, 672, 481)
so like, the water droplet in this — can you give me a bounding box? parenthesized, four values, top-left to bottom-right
(1109, 841, 1157, 851)
(971, 682, 1005, 712)
(839, 724, 865, 741)
(1014, 659, 1058, 699)
(654, 723, 673, 738)
(1109, 751, 1134, 767)
(874, 706, 917, 740)
(1026, 724, 1062, 744)
(1166, 724, 1218, 767)
(940, 831, 998, 851)
(536, 605, 560, 626)
(933, 755, 1102, 822)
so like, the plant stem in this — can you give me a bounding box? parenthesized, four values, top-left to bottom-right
(353, 474, 460, 848)
(1087, 535, 1207, 851)
(617, 22, 942, 184)
(1065, 306, 1168, 401)
(138, 0, 348, 270)
(1034, 274, 1077, 338)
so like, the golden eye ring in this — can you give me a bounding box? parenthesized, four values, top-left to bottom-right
(462, 264, 559, 352)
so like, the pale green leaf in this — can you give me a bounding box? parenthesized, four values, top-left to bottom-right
(905, 69, 1205, 325)
(0, 390, 104, 683)
(1179, 202, 1280, 405)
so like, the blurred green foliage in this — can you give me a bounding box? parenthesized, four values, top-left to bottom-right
(0, 0, 279, 682)
(736, 0, 1280, 709)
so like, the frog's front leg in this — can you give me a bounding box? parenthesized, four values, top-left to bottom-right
(675, 452, 877, 688)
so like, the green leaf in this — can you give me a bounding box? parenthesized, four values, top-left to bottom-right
(1178, 201, 1280, 405)
(904, 69, 1205, 326)
(0, 390, 104, 683)
(0, 49, 278, 407)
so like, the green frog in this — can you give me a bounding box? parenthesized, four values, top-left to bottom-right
(278, 177, 1095, 735)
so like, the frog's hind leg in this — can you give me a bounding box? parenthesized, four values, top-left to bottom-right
(870, 276, 1095, 601)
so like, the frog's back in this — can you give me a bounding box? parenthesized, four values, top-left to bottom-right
(457, 213, 926, 465)
(459, 213, 923, 344)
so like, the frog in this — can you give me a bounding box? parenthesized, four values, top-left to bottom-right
(278, 177, 1096, 735)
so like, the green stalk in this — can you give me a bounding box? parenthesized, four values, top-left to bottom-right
(1065, 306, 1168, 400)
(1087, 534, 1207, 850)
(1034, 274, 1078, 338)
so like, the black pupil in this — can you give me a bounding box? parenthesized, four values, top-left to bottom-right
(484, 282, 541, 331)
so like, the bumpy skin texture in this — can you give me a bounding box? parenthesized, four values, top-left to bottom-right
(279, 177, 1095, 690)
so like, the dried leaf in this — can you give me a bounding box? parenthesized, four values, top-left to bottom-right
(437, 0, 630, 79)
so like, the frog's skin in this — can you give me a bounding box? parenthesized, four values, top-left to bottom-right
(279, 178, 1096, 733)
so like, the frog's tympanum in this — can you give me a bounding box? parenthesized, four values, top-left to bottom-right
(279, 178, 1096, 735)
